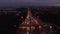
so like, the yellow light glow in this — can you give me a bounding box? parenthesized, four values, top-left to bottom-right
(27, 27, 30, 30)
(27, 31, 29, 34)
(50, 26, 52, 28)
(21, 16, 24, 19)
(39, 26, 42, 29)
(31, 26, 35, 29)
(33, 18, 38, 24)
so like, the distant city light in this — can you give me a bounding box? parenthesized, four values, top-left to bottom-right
(18, 8, 57, 34)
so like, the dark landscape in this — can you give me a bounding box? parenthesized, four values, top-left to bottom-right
(0, 6, 60, 34)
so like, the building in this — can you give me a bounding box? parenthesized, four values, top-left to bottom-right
(18, 8, 54, 34)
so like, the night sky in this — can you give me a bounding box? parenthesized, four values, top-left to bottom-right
(0, 0, 60, 7)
